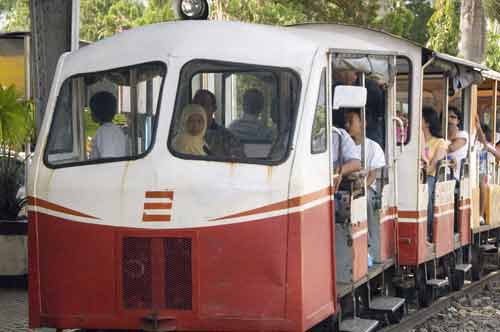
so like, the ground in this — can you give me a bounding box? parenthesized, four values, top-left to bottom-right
(0, 289, 53, 332)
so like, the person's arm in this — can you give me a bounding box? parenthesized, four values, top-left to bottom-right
(341, 159, 361, 176)
(367, 169, 377, 186)
(484, 142, 500, 161)
(448, 137, 467, 152)
(428, 145, 447, 175)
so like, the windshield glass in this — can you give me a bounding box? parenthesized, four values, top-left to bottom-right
(44, 62, 166, 167)
(169, 60, 301, 164)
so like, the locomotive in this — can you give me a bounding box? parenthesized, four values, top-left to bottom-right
(27, 11, 500, 332)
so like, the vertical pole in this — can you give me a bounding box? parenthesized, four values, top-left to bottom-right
(492, 80, 498, 144)
(30, 0, 79, 134)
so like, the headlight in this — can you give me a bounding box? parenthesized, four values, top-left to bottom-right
(180, 0, 208, 19)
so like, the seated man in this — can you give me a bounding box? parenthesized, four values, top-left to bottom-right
(345, 108, 386, 254)
(89, 91, 127, 159)
(229, 88, 274, 142)
(192, 89, 245, 158)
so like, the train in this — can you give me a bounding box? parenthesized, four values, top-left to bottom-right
(26, 16, 500, 332)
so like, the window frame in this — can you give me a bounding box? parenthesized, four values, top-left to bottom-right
(396, 55, 413, 145)
(311, 68, 327, 154)
(168, 59, 302, 166)
(43, 61, 167, 169)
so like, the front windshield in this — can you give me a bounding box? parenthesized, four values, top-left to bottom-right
(168, 60, 301, 164)
(44, 62, 166, 167)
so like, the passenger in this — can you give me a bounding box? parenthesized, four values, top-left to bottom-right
(447, 107, 469, 179)
(89, 91, 127, 159)
(229, 88, 274, 142)
(172, 104, 208, 156)
(332, 128, 362, 177)
(475, 121, 499, 225)
(345, 109, 386, 247)
(192, 89, 245, 158)
(422, 107, 448, 242)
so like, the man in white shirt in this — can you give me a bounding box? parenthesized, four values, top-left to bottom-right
(89, 91, 127, 159)
(345, 108, 386, 259)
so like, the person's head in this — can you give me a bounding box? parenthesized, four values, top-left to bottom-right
(242, 89, 264, 116)
(448, 106, 462, 130)
(335, 71, 357, 85)
(90, 91, 117, 124)
(180, 104, 207, 137)
(422, 106, 443, 138)
(192, 89, 217, 126)
(344, 108, 362, 140)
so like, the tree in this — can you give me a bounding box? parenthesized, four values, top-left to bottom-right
(485, 31, 500, 71)
(484, 0, 500, 23)
(138, 0, 176, 25)
(427, 0, 461, 55)
(458, 0, 487, 62)
(3, 0, 29, 31)
(377, 0, 415, 40)
(406, 0, 434, 45)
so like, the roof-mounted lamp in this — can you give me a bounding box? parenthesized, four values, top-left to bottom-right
(173, 0, 210, 20)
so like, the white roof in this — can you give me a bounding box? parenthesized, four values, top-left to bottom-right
(63, 21, 321, 76)
(62, 21, 428, 77)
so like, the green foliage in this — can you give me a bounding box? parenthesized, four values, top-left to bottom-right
(3, 0, 29, 31)
(486, 31, 500, 71)
(0, 84, 33, 220)
(377, 0, 415, 40)
(484, 0, 500, 22)
(406, 0, 434, 45)
(0, 85, 33, 150)
(137, 0, 176, 25)
(427, 0, 461, 55)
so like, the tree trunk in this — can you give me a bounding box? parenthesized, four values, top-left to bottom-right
(458, 0, 487, 62)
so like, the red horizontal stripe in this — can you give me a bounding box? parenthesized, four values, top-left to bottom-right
(142, 214, 171, 222)
(145, 191, 173, 199)
(27, 196, 98, 220)
(211, 186, 331, 221)
(144, 203, 172, 210)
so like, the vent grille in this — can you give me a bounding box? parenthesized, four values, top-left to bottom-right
(165, 238, 192, 310)
(122, 237, 153, 309)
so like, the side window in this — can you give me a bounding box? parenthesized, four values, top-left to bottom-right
(311, 69, 326, 154)
(45, 62, 166, 167)
(396, 57, 412, 144)
(169, 60, 301, 164)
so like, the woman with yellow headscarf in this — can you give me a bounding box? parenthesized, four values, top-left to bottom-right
(172, 104, 208, 156)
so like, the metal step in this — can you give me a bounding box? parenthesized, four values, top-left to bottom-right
(369, 296, 405, 313)
(455, 264, 472, 273)
(426, 278, 448, 287)
(480, 244, 497, 252)
(340, 318, 378, 332)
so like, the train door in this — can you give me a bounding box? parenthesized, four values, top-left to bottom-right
(421, 68, 455, 257)
(328, 51, 396, 283)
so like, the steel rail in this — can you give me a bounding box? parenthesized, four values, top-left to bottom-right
(380, 271, 500, 332)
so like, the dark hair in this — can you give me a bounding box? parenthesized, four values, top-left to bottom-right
(192, 89, 216, 110)
(448, 106, 463, 127)
(422, 106, 443, 138)
(90, 91, 117, 123)
(344, 108, 361, 118)
(243, 89, 264, 115)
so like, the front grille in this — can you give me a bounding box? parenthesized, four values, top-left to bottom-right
(164, 238, 192, 310)
(122, 237, 153, 309)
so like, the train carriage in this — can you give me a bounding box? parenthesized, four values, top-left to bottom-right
(27, 18, 500, 332)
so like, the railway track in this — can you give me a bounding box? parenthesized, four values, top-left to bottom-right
(380, 271, 500, 332)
